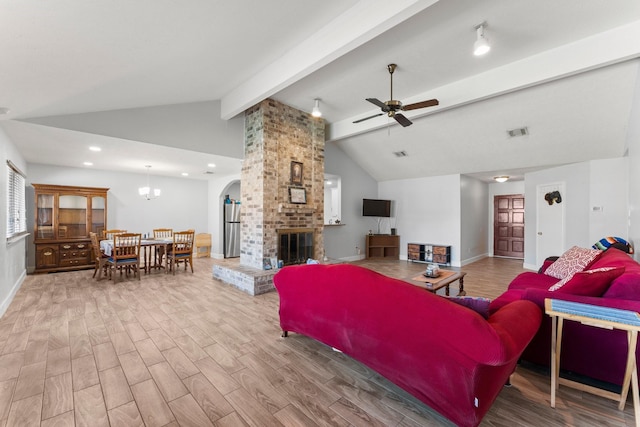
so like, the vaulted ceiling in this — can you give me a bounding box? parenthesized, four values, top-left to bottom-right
(1, 0, 640, 182)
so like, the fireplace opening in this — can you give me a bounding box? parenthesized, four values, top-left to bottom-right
(278, 228, 314, 266)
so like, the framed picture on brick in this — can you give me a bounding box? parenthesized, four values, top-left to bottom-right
(291, 161, 303, 185)
(289, 187, 306, 204)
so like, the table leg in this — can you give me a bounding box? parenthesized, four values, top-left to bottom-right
(458, 276, 466, 296)
(551, 315, 563, 408)
(619, 330, 639, 410)
(444, 285, 450, 296)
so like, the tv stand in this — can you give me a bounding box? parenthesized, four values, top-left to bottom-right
(366, 235, 400, 260)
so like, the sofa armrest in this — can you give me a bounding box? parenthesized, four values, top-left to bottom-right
(487, 300, 542, 362)
(523, 288, 640, 312)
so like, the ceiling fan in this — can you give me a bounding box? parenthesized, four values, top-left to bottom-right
(354, 64, 439, 127)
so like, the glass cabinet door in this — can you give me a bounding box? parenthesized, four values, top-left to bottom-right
(91, 196, 106, 237)
(36, 194, 54, 239)
(59, 195, 87, 238)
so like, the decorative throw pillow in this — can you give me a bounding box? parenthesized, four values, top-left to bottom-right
(592, 236, 634, 254)
(548, 266, 625, 296)
(443, 296, 491, 319)
(544, 246, 602, 280)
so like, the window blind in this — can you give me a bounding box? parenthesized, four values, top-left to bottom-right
(6, 160, 26, 239)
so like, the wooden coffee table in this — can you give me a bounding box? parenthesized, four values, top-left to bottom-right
(408, 270, 467, 296)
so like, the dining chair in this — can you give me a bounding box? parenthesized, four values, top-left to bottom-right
(153, 228, 173, 238)
(106, 233, 142, 282)
(102, 229, 127, 240)
(167, 230, 195, 274)
(152, 228, 173, 269)
(89, 232, 109, 280)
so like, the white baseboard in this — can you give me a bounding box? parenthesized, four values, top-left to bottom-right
(460, 253, 488, 266)
(0, 270, 26, 319)
(340, 254, 365, 262)
(523, 263, 539, 271)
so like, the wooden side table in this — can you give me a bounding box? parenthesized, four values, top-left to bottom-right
(545, 298, 640, 426)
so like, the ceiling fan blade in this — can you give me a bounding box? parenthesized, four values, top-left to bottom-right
(366, 98, 389, 111)
(393, 113, 412, 127)
(402, 99, 439, 111)
(353, 113, 384, 124)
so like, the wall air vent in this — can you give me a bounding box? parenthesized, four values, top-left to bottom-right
(393, 150, 408, 157)
(507, 127, 529, 138)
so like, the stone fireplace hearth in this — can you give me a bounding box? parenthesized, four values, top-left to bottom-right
(213, 99, 325, 295)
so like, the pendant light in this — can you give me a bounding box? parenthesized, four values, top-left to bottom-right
(138, 165, 161, 200)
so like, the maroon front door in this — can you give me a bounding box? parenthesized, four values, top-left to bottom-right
(494, 194, 524, 259)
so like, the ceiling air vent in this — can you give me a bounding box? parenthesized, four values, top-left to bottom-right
(393, 150, 408, 157)
(203, 171, 215, 175)
(507, 127, 529, 138)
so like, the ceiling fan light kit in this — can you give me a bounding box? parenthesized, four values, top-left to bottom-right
(354, 64, 439, 127)
(474, 23, 491, 56)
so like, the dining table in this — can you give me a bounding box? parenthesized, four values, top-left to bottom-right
(100, 238, 173, 274)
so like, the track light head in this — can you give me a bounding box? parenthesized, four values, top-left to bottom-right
(311, 98, 322, 118)
(474, 23, 491, 56)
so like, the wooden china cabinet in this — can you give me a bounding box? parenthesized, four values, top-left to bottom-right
(33, 184, 109, 273)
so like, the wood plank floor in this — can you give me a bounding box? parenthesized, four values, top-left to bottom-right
(0, 257, 636, 426)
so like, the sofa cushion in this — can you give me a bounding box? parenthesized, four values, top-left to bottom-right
(603, 272, 640, 300)
(548, 266, 625, 296)
(509, 272, 558, 290)
(443, 296, 491, 319)
(544, 246, 602, 280)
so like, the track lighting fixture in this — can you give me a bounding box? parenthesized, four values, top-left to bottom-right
(474, 23, 490, 56)
(311, 98, 322, 118)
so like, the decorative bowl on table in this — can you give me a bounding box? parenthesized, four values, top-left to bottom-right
(424, 263, 440, 278)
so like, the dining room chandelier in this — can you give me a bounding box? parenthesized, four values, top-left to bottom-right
(138, 165, 161, 200)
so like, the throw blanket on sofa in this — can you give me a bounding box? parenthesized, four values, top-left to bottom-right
(274, 264, 542, 427)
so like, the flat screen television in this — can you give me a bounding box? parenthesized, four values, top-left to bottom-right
(362, 199, 391, 217)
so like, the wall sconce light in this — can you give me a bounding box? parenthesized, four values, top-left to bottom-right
(474, 23, 491, 56)
(312, 98, 322, 118)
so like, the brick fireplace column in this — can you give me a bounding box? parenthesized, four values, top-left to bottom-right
(241, 99, 325, 269)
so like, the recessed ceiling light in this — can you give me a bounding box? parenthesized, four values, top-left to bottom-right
(89, 146, 101, 152)
(207, 163, 216, 168)
(181, 172, 189, 176)
(83, 162, 93, 166)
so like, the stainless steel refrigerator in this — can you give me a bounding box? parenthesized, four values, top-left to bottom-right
(224, 201, 241, 258)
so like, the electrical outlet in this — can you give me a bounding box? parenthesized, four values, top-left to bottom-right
(356, 246, 361, 255)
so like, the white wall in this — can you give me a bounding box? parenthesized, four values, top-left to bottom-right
(487, 180, 525, 257)
(26, 163, 210, 271)
(523, 159, 630, 269)
(627, 63, 640, 261)
(323, 142, 378, 260)
(0, 129, 28, 317)
(589, 157, 629, 244)
(460, 175, 488, 264)
(379, 174, 462, 266)
(524, 163, 589, 268)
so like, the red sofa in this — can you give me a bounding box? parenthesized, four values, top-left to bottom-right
(274, 264, 541, 427)
(490, 247, 640, 386)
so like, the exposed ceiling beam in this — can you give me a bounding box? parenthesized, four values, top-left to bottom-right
(220, 0, 441, 120)
(328, 20, 640, 142)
